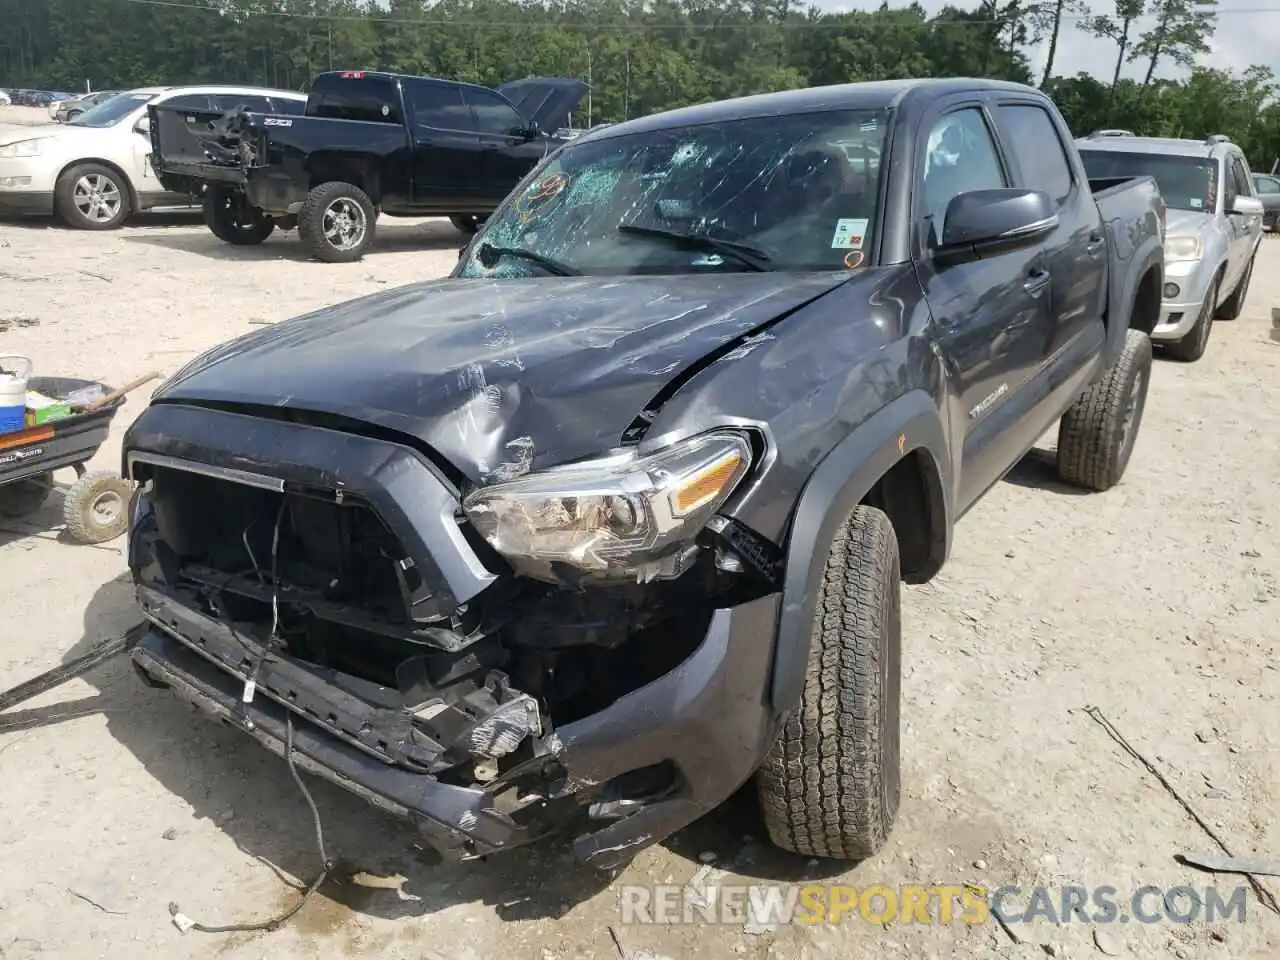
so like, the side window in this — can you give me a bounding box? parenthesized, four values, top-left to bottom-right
(159, 94, 215, 112)
(402, 79, 472, 131)
(921, 107, 1007, 242)
(995, 104, 1073, 206)
(1255, 175, 1280, 194)
(214, 94, 271, 113)
(268, 97, 307, 116)
(306, 75, 401, 124)
(464, 88, 527, 137)
(1231, 157, 1252, 198)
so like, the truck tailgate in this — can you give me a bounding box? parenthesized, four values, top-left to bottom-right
(148, 102, 248, 187)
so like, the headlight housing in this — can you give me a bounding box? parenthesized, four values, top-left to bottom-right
(462, 431, 753, 581)
(1164, 235, 1202, 263)
(0, 138, 48, 159)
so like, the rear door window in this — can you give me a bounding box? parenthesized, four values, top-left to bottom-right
(995, 103, 1073, 206)
(269, 96, 307, 116)
(402, 78, 472, 131)
(306, 73, 401, 124)
(463, 88, 528, 137)
(213, 93, 272, 113)
(161, 93, 215, 112)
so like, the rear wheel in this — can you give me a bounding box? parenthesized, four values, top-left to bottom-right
(1056, 329, 1153, 492)
(54, 162, 132, 230)
(202, 186, 276, 246)
(1165, 277, 1219, 363)
(756, 504, 901, 861)
(63, 471, 133, 544)
(298, 181, 377, 263)
(449, 215, 485, 235)
(0, 472, 54, 518)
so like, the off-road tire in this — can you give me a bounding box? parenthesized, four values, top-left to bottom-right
(1164, 276, 1219, 363)
(0, 472, 54, 517)
(54, 162, 132, 230)
(449, 215, 484, 235)
(63, 471, 133, 544)
(1215, 255, 1254, 321)
(756, 504, 901, 861)
(65, 109, 83, 122)
(202, 186, 276, 246)
(298, 181, 376, 263)
(1056, 329, 1153, 492)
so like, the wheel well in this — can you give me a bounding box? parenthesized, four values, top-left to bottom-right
(859, 449, 946, 584)
(1129, 266, 1161, 335)
(308, 156, 379, 203)
(56, 157, 138, 210)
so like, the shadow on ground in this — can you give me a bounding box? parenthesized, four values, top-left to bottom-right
(0, 575, 832, 934)
(1002, 447, 1089, 496)
(0, 476, 127, 552)
(121, 219, 467, 262)
(0, 210, 203, 231)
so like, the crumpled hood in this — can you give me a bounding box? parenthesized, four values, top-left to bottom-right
(156, 273, 853, 485)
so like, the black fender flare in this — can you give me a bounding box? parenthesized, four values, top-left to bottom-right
(769, 390, 950, 714)
(1102, 234, 1163, 368)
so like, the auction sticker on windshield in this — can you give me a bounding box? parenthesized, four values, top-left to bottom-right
(831, 218, 869, 249)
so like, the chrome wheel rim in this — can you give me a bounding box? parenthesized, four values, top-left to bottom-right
(322, 198, 366, 251)
(73, 174, 122, 223)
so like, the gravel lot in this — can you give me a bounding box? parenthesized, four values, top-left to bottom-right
(1, 104, 1278, 960)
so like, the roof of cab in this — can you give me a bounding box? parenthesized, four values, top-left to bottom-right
(575, 77, 1046, 144)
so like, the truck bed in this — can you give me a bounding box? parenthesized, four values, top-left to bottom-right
(1088, 174, 1165, 360)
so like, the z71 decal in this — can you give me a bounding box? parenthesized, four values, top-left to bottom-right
(263, 117, 293, 127)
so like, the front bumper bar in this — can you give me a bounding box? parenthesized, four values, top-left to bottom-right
(131, 591, 781, 869)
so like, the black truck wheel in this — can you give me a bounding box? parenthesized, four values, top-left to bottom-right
(1056, 328, 1153, 492)
(449, 215, 485, 235)
(63, 471, 133, 544)
(0, 472, 54, 517)
(1215, 255, 1254, 321)
(1164, 277, 1218, 363)
(54, 162, 132, 230)
(298, 182, 377, 263)
(203, 186, 276, 246)
(756, 504, 901, 861)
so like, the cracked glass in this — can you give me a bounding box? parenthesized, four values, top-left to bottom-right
(456, 108, 889, 278)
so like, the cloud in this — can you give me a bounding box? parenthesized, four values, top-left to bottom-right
(814, 0, 1280, 81)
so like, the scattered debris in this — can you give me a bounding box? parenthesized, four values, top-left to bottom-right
(0, 316, 39, 333)
(698, 851, 717, 863)
(67, 883, 133, 915)
(1084, 705, 1280, 916)
(349, 870, 421, 902)
(974, 859, 988, 870)
(162, 827, 177, 840)
(1176, 852, 1280, 878)
(1092, 929, 1122, 955)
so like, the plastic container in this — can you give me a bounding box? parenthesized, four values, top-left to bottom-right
(0, 356, 31, 434)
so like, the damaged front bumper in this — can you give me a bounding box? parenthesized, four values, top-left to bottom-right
(131, 589, 779, 868)
(123, 402, 782, 869)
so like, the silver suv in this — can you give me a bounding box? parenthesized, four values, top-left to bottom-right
(1077, 133, 1263, 362)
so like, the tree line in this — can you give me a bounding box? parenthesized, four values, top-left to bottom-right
(3, 0, 1278, 169)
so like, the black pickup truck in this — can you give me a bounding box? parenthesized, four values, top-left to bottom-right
(123, 78, 1164, 870)
(148, 70, 587, 262)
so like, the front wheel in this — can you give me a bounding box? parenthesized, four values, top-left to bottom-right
(1056, 328, 1153, 492)
(756, 504, 901, 861)
(1215, 256, 1254, 321)
(1164, 277, 1219, 363)
(54, 163, 132, 230)
(63, 471, 133, 544)
(298, 181, 377, 263)
(202, 186, 276, 246)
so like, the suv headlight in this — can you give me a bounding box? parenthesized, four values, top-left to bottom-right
(462, 431, 753, 579)
(0, 138, 48, 158)
(1164, 235, 1202, 262)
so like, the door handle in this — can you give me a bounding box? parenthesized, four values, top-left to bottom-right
(1023, 268, 1050, 296)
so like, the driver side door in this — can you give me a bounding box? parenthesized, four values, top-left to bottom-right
(135, 93, 214, 205)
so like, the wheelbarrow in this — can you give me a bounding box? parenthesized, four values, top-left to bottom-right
(0, 374, 155, 544)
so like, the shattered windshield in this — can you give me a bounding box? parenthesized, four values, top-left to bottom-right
(456, 108, 888, 278)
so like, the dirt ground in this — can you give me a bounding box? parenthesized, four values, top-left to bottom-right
(1, 104, 1279, 960)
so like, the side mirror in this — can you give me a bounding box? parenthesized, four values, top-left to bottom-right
(1231, 195, 1264, 217)
(133, 115, 151, 135)
(933, 188, 1058, 265)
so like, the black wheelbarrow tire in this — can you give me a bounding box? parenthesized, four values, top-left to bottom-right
(0, 472, 54, 518)
(63, 471, 133, 544)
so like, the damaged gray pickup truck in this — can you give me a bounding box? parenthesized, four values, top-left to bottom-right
(123, 78, 1164, 870)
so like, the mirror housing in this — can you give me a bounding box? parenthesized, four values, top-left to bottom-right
(1231, 195, 1264, 217)
(933, 188, 1058, 265)
(133, 114, 151, 135)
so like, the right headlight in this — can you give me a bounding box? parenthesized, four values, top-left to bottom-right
(1164, 235, 1202, 263)
(0, 138, 48, 159)
(462, 431, 753, 580)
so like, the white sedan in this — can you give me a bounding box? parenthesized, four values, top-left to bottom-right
(0, 84, 306, 230)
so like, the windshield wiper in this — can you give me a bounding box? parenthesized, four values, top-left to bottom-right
(476, 242, 580, 276)
(616, 224, 773, 272)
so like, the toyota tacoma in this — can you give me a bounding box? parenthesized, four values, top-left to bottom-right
(124, 78, 1164, 869)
